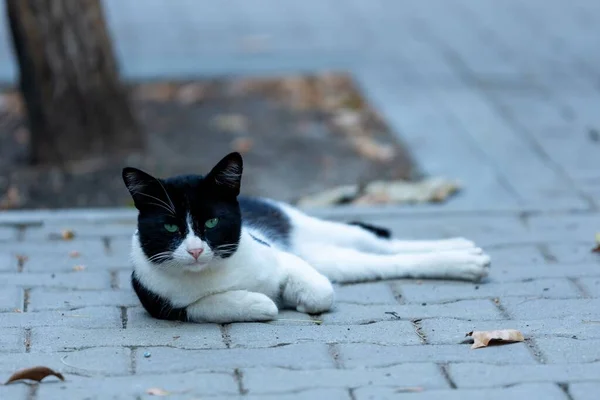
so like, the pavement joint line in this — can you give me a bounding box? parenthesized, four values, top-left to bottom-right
(490, 298, 512, 319)
(439, 363, 457, 389)
(567, 277, 591, 298)
(129, 347, 137, 375)
(557, 382, 575, 400)
(23, 288, 30, 312)
(120, 306, 128, 329)
(328, 343, 344, 369)
(537, 243, 558, 263)
(220, 324, 232, 349)
(110, 271, 120, 290)
(234, 368, 249, 395)
(524, 337, 547, 364)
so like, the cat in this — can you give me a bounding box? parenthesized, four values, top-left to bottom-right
(123, 152, 490, 324)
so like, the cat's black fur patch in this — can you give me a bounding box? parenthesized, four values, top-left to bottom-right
(347, 221, 391, 239)
(131, 272, 188, 321)
(239, 196, 291, 248)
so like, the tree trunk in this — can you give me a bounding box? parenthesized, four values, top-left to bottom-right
(6, 0, 142, 166)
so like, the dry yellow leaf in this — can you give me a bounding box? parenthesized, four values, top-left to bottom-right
(467, 329, 524, 349)
(61, 230, 75, 240)
(73, 265, 86, 272)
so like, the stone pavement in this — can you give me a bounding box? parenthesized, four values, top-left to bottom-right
(1, 0, 600, 399)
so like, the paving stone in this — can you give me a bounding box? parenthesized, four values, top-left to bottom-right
(0, 253, 16, 272)
(354, 382, 568, 400)
(334, 282, 398, 304)
(0, 272, 112, 290)
(23, 222, 136, 240)
(397, 278, 579, 304)
(528, 215, 600, 242)
(136, 343, 335, 373)
(0, 307, 121, 329)
(227, 321, 420, 348)
(36, 371, 238, 399)
(0, 226, 17, 242)
(22, 253, 127, 272)
(489, 263, 600, 282)
(535, 338, 600, 363)
(0, 385, 28, 400)
(0, 286, 22, 312)
(242, 364, 449, 394)
(321, 300, 503, 324)
(569, 382, 600, 400)
(449, 362, 600, 388)
(548, 243, 600, 265)
(0, 240, 106, 257)
(420, 317, 600, 345)
(0, 328, 24, 353)
(222, 388, 352, 400)
(30, 326, 225, 352)
(0, 347, 131, 375)
(29, 289, 139, 311)
(576, 277, 600, 297)
(501, 298, 600, 320)
(485, 244, 547, 265)
(338, 342, 536, 368)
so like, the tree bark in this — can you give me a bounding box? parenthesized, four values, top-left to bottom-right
(6, 0, 142, 165)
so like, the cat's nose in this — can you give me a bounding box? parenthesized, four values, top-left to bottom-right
(187, 248, 204, 260)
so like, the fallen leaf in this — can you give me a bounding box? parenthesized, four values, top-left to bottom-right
(72, 265, 86, 272)
(466, 329, 524, 349)
(61, 230, 75, 240)
(15, 254, 28, 264)
(592, 233, 600, 253)
(230, 137, 254, 153)
(5, 366, 65, 384)
(147, 387, 171, 396)
(14, 308, 22, 313)
(69, 251, 80, 258)
(350, 136, 395, 162)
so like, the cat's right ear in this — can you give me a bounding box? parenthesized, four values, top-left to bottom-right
(122, 167, 174, 213)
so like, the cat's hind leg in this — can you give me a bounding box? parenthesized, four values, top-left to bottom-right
(296, 244, 490, 283)
(294, 216, 477, 254)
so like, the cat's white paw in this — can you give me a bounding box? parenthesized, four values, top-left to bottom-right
(245, 293, 279, 321)
(444, 251, 491, 282)
(295, 276, 335, 314)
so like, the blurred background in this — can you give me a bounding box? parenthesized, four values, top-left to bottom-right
(0, 0, 598, 210)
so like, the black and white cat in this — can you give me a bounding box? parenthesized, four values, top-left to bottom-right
(123, 152, 490, 323)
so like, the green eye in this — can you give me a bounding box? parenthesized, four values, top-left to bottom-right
(164, 224, 178, 233)
(205, 218, 219, 229)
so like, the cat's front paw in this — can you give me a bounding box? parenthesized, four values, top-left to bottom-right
(246, 292, 279, 321)
(295, 276, 335, 314)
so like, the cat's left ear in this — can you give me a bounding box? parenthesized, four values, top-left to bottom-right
(206, 152, 243, 196)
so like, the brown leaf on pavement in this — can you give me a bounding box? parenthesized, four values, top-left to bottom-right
(5, 366, 65, 384)
(61, 230, 75, 240)
(592, 233, 600, 253)
(466, 329, 524, 349)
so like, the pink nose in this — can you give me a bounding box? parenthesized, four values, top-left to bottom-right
(187, 248, 204, 260)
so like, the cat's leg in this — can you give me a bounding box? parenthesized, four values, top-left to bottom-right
(277, 251, 335, 314)
(294, 215, 477, 255)
(297, 244, 490, 283)
(186, 290, 278, 323)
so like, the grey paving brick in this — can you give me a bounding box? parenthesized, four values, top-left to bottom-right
(0, 286, 22, 312)
(117, 270, 133, 290)
(577, 277, 600, 298)
(338, 342, 536, 368)
(0, 385, 28, 400)
(227, 321, 420, 348)
(354, 382, 568, 400)
(23, 222, 136, 240)
(30, 326, 225, 352)
(547, 243, 600, 265)
(0, 307, 121, 329)
(397, 278, 580, 304)
(490, 263, 600, 282)
(321, 300, 503, 325)
(502, 298, 600, 320)
(0, 240, 106, 257)
(0, 226, 16, 242)
(0, 347, 131, 375)
(449, 362, 600, 388)
(136, 343, 335, 373)
(528, 215, 600, 243)
(0, 271, 111, 290)
(29, 289, 139, 311)
(218, 388, 352, 400)
(0, 328, 24, 353)
(36, 371, 238, 399)
(536, 338, 600, 363)
(334, 282, 398, 304)
(242, 364, 448, 394)
(485, 244, 547, 265)
(0, 253, 16, 272)
(22, 253, 127, 272)
(569, 382, 600, 400)
(420, 317, 600, 345)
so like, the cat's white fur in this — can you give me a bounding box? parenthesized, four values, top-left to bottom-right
(132, 199, 490, 323)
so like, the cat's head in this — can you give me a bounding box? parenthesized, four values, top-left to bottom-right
(122, 152, 243, 272)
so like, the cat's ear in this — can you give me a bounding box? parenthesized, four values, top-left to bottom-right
(206, 152, 243, 196)
(122, 167, 175, 213)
